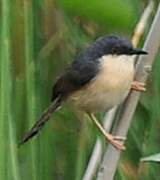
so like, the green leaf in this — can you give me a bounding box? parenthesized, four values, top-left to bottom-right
(141, 153, 160, 162)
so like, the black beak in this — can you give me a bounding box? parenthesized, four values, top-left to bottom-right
(131, 48, 148, 55)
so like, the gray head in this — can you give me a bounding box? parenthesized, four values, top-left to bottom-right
(77, 35, 147, 62)
(94, 35, 147, 55)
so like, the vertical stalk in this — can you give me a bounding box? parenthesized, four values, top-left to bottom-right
(23, 0, 38, 179)
(0, 0, 20, 179)
(75, 126, 87, 180)
(0, 0, 10, 178)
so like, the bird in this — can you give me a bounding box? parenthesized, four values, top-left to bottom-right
(20, 35, 147, 150)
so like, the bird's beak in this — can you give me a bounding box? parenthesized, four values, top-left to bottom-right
(132, 48, 148, 55)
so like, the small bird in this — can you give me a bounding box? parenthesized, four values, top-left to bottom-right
(20, 35, 147, 150)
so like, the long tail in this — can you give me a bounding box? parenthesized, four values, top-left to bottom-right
(20, 97, 62, 145)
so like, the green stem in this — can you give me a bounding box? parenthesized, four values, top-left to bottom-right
(0, 0, 20, 179)
(24, 1, 38, 180)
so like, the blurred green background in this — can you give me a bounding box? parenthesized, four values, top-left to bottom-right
(0, 0, 160, 179)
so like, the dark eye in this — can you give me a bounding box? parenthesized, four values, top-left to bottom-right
(111, 46, 118, 54)
(126, 47, 134, 55)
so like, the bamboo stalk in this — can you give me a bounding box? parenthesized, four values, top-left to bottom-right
(97, 1, 160, 179)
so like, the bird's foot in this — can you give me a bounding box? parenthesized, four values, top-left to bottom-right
(107, 134, 126, 150)
(131, 81, 146, 92)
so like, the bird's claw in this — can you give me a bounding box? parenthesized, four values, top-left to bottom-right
(112, 135, 126, 141)
(131, 81, 146, 92)
(108, 135, 126, 150)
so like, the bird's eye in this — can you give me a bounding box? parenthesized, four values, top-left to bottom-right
(111, 46, 117, 54)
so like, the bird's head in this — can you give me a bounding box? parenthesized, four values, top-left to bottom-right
(76, 35, 147, 64)
(94, 35, 147, 57)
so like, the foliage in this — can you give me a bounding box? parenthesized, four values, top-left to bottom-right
(141, 153, 160, 162)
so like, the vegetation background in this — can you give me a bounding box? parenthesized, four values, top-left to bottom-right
(0, 0, 160, 179)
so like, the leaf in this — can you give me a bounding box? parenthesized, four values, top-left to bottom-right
(141, 153, 160, 162)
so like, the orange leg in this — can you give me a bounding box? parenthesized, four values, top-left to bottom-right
(131, 81, 146, 92)
(87, 113, 126, 150)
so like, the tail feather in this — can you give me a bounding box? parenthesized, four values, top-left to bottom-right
(20, 97, 62, 145)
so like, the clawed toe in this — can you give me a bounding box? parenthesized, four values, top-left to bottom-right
(112, 136, 126, 141)
(131, 81, 146, 92)
(110, 140, 126, 150)
(108, 135, 126, 150)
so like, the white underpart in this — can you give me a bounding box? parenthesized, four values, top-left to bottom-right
(69, 55, 135, 113)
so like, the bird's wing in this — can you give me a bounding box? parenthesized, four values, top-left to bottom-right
(20, 48, 99, 145)
(51, 59, 99, 101)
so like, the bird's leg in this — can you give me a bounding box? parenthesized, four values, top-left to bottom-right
(131, 81, 146, 92)
(87, 113, 126, 150)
